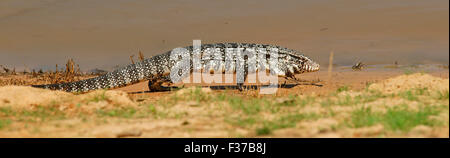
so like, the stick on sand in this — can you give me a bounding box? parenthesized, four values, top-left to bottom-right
(328, 51, 334, 81)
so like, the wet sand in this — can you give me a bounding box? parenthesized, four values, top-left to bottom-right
(0, 0, 448, 71)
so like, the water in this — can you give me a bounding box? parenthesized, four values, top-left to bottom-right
(0, 0, 448, 71)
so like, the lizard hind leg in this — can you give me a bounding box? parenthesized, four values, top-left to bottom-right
(147, 75, 173, 92)
(237, 72, 248, 91)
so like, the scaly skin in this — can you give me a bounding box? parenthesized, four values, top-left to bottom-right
(31, 43, 320, 92)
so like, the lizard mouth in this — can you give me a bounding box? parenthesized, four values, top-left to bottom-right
(302, 62, 320, 72)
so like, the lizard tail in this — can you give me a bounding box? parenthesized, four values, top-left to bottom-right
(30, 84, 50, 89)
(31, 59, 156, 93)
(31, 76, 111, 93)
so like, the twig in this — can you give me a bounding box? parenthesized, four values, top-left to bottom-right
(138, 50, 145, 62)
(327, 51, 334, 81)
(130, 55, 135, 64)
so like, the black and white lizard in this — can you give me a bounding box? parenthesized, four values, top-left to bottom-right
(32, 43, 320, 92)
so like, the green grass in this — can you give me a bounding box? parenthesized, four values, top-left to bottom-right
(164, 87, 214, 106)
(350, 105, 444, 132)
(351, 107, 381, 128)
(400, 90, 418, 101)
(336, 85, 350, 93)
(184, 87, 212, 102)
(336, 95, 353, 106)
(226, 106, 319, 136)
(96, 103, 170, 119)
(1, 77, 448, 137)
(147, 104, 158, 114)
(383, 106, 441, 131)
(403, 69, 415, 75)
(1, 106, 66, 122)
(96, 107, 137, 118)
(0, 119, 12, 129)
(0, 107, 14, 116)
(0, 106, 66, 131)
(297, 96, 316, 107)
(21, 107, 64, 119)
(89, 91, 109, 103)
(226, 116, 258, 127)
(225, 95, 270, 115)
(320, 87, 443, 108)
(275, 95, 297, 107)
(255, 126, 272, 135)
(397, 88, 431, 101)
(320, 94, 366, 107)
(256, 113, 318, 135)
(436, 91, 449, 100)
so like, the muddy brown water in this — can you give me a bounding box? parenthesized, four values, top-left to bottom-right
(0, 0, 448, 71)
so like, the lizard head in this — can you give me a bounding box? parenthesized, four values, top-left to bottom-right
(287, 51, 320, 73)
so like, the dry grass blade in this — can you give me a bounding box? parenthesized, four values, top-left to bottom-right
(1, 58, 96, 86)
(130, 55, 135, 64)
(44, 58, 83, 84)
(327, 51, 334, 81)
(138, 50, 145, 62)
